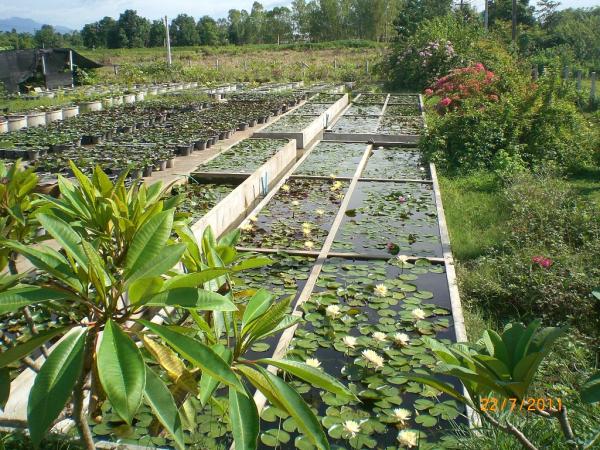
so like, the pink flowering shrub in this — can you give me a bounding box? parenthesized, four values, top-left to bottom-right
(425, 63, 501, 113)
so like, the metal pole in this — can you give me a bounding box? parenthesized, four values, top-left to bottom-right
(41, 53, 48, 89)
(164, 16, 172, 66)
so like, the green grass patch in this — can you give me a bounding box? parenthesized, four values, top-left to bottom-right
(439, 172, 509, 261)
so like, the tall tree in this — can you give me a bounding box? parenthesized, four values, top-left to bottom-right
(197, 16, 221, 46)
(291, 0, 311, 39)
(34, 25, 64, 48)
(488, 0, 535, 27)
(116, 10, 151, 48)
(393, 0, 453, 41)
(171, 14, 199, 46)
(228, 9, 247, 45)
(148, 20, 166, 47)
(264, 7, 294, 43)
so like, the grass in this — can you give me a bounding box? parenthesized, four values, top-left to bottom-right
(439, 172, 509, 261)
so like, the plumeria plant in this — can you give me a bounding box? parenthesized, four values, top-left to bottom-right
(0, 163, 354, 450)
(407, 321, 600, 450)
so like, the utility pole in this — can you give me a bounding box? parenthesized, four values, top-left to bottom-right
(484, 0, 489, 30)
(512, 0, 517, 42)
(164, 15, 172, 66)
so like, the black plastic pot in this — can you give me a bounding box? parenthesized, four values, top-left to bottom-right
(257, 117, 266, 124)
(238, 122, 248, 131)
(91, 135, 104, 145)
(219, 131, 227, 140)
(177, 144, 192, 157)
(196, 140, 207, 151)
(130, 168, 143, 179)
(249, 119, 258, 127)
(27, 149, 40, 160)
(166, 158, 175, 169)
(156, 160, 167, 171)
(211, 136, 218, 145)
(143, 166, 153, 177)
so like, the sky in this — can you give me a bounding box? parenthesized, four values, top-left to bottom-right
(1, 0, 599, 30)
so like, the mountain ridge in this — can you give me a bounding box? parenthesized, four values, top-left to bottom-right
(0, 17, 72, 34)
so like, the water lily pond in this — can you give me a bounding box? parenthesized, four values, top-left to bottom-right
(174, 182, 238, 221)
(258, 257, 462, 450)
(238, 178, 349, 251)
(295, 142, 366, 177)
(198, 139, 289, 174)
(331, 116, 381, 134)
(333, 181, 442, 257)
(361, 147, 430, 180)
(263, 115, 317, 133)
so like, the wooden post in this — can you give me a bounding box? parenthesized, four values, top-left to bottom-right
(576, 70, 582, 92)
(591, 72, 597, 105)
(113, 65, 119, 75)
(216, 59, 219, 70)
(366, 60, 369, 75)
(532, 66, 538, 80)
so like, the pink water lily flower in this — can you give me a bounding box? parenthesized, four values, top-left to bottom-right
(532, 256, 553, 268)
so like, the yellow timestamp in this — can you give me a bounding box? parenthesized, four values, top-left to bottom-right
(479, 397, 563, 413)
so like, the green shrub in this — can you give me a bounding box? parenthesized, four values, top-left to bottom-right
(460, 172, 600, 337)
(386, 15, 480, 90)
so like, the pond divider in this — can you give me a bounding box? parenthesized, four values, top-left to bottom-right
(253, 94, 349, 148)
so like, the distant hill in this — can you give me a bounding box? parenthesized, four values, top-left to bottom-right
(0, 17, 72, 34)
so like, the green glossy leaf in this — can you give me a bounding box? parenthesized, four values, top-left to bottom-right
(242, 289, 273, 332)
(199, 344, 232, 406)
(257, 366, 329, 450)
(125, 210, 174, 275)
(259, 359, 356, 400)
(129, 277, 164, 305)
(27, 327, 87, 447)
(126, 243, 187, 284)
(142, 288, 237, 311)
(0, 326, 69, 368)
(139, 320, 243, 392)
(581, 371, 600, 404)
(98, 320, 146, 424)
(229, 386, 259, 450)
(36, 214, 89, 270)
(162, 269, 230, 290)
(0, 286, 70, 314)
(231, 257, 272, 272)
(144, 366, 185, 450)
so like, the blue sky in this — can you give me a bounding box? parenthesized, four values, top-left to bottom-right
(1, 0, 599, 29)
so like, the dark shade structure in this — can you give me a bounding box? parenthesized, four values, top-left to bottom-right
(0, 48, 102, 93)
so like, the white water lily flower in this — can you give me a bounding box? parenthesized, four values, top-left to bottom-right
(326, 304, 341, 319)
(362, 349, 384, 369)
(281, 184, 291, 192)
(315, 208, 325, 216)
(329, 173, 337, 179)
(374, 284, 388, 297)
(249, 215, 258, 222)
(291, 200, 300, 206)
(305, 358, 321, 368)
(393, 408, 412, 424)
(331, 181, 343, 191)
(240, 223, 253, 232)
(397, 254, 409, 264)
(394, 332, 410, 346)
(373, 332, 387, 342)
(342, 420, 361, 437)
(343, 335, 357, 348)
(304, 241, 315, 249)
(411, 308, 426, 320)
(302, 222, 312, 229)
(397, 430, 418, 448)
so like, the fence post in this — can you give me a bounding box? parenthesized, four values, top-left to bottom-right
(591, 72, 597, 106)
(366, 60, 369, 75)
(532, 66, 538, 80)
(216, 59, 219, 71)
(576, 70, 582, 92)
